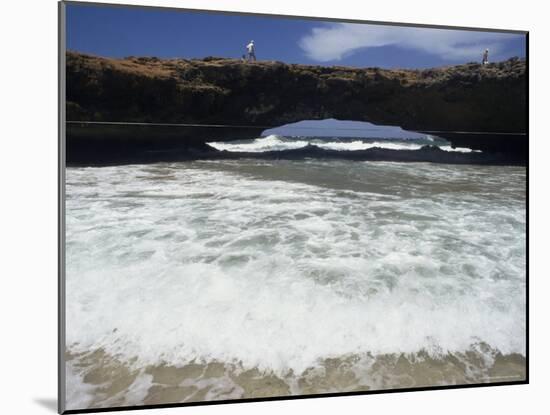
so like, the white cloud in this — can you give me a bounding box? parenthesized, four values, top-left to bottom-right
(299, 23, 519, 62)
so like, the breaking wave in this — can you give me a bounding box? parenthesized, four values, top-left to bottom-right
(65, 160, 525, 408)
(208, 135, 479, 153)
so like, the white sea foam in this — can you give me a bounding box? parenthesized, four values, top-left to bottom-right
(440, 145, 480, 153)
(66, 161, 525, 378)
(208, 135, 479, 153)
(209, 135, 310, 152)
(317, 140, 422, 151)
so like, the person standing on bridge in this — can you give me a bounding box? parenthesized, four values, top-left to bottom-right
(246, 40, 256, 62)
(482, 48, 489, 65)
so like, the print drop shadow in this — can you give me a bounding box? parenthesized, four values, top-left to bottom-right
(34, 398, 57, 412)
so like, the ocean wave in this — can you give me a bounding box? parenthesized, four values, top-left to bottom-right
(208, 135, 479, 153)
(66, 161, 525, 378)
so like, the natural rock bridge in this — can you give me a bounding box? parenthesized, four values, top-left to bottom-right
(65, 52, 527, 164)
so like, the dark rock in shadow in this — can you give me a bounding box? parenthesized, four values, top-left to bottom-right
(65, 52, 527, 160)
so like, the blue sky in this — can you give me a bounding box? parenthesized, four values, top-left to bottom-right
(264, 119, 425, 139)
(67, 3, 526, 69)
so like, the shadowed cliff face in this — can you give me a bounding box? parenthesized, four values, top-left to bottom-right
(65, 51, 527, 163)
(67, 51, 526, 131)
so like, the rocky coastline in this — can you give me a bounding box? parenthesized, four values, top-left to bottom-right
(66, 52, 527, 165)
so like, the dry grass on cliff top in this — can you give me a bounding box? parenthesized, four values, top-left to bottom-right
(66, 51, 525, 86)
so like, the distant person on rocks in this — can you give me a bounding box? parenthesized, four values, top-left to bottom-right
(246, 40, 256, 62)
(482, 48, 489, 65)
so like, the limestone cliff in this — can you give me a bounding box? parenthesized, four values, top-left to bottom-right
(65, 51, 527, 163)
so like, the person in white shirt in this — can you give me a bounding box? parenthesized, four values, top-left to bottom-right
(482, 49, 489, 65)
(246, 40, 256, 62)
